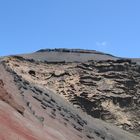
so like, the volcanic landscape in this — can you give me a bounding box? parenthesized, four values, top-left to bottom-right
(0, 49, 140, 140)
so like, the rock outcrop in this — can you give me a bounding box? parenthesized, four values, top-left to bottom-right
(5, 56, 140, 136)
(0, 49, 140, 140)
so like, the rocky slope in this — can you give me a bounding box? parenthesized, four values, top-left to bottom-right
(0, 49, 140, 140)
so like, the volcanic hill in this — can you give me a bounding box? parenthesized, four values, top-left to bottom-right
(0, 48, 140, 140)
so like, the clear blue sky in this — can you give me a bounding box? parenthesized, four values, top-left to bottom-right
(0, 0, 140, 57)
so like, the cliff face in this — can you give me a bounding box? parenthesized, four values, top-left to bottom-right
(0, 49, 140, 140)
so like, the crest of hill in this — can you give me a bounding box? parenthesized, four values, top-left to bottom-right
(36, 48, 115, 57)
(20, 48, 118, 63)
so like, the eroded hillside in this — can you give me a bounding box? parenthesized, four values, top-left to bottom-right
(3, 54, 140, 137)
(0, 49, 140, 140)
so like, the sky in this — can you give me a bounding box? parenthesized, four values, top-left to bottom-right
(0, 0, 140, 57)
